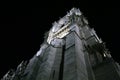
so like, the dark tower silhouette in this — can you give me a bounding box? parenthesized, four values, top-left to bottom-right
(1, 8, 120, 80)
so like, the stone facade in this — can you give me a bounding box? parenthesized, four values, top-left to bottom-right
(1, 8, 120, 80)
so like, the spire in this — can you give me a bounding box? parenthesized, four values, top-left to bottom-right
(66, 7, 82, 16)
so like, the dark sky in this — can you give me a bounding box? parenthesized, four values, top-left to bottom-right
(0, 0, 120, 78)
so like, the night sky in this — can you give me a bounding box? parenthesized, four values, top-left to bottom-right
(0, 0, 120, 78)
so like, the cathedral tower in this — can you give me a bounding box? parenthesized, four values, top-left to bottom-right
(1, 8, 120, 80)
